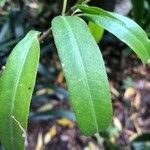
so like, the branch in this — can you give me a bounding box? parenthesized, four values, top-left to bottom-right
(39, 28, 51, 42)
(61, 0, 68, 16)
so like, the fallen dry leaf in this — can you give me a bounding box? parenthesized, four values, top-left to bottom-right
(56, 118, 74, 128)
(124, 87, 136, 100)
(35, 133, 43, 150)
(132, 92, 141, 109)
(44, 126, 57, 144)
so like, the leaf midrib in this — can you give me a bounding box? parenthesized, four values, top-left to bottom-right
(79, 6, 150, 61)
(87, 13, 149, 59)
(10, 38, 35, 149)
(61, 16, 99, 132)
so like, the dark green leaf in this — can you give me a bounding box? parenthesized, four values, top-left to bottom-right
(0, 31, 40, 150)
(0, 21, 9, 43)
(52, 16, 112, 135)
(131, 0, 144, 25)
(77, 5, 150, 64)
(76, 0, 91, 5)
(76, 0, 86, 4)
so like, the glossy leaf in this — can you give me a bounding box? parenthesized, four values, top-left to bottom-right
(88, 21, 104, 43)
(0, 31, 40, 150)
(52, 16, 112, 135)
(77, 5, 150, 64)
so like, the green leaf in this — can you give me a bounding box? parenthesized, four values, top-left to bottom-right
(52, 16, 112, 135)
(88, 21, 104, 43)
(76, 0, 91, 5)
(131, 0, 144, 25)
(76, 0, 86, 4)
(0, 31, 40, 150)
(77, 5, 150, 64)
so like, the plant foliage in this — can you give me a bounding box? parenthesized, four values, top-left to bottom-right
(0, 31, 40, 150)
(0, 2, 150, 150)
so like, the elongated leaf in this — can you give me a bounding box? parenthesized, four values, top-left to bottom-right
(76, 0, 86, 4)
(76, 0, 91, 5)
(88, 21, 104, 43)
(77, 5, 150, 64)
(0, 31, 40, 150)
(52, 16, 112, 135)
(131, 0, 144, 25)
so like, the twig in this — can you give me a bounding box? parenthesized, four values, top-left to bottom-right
(83, 0, 92, 4)
(71, 0, 91, 11)
(39, 28, 51, 42)
(95, 133, 103, 145)
(71, 9, 82, 16)
(61, 0, 68, 16)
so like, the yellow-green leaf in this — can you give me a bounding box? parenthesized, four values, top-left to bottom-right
(88, 21, 104, 43)
(131, 0, 144, 25)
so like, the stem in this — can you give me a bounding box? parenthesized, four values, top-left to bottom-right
(61, 0, 68, 16)
(74, 13, 84, 17)
(39, 28, 51, 42)
(95, 133, 103, 145)
(83, 0, 91, 4)
(71, 0, 91, 10)
(71, 9, 81, 16)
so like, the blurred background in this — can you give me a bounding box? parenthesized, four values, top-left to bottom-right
(0, 0, 150, 149)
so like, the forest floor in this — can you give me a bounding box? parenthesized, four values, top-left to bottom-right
(26, 36, 150, 150)
(0, 1, 149, 150)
